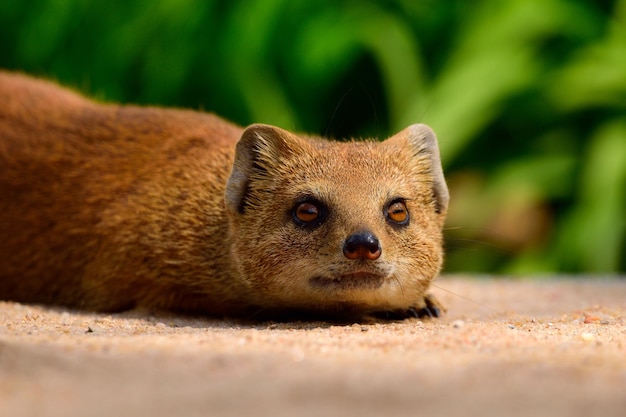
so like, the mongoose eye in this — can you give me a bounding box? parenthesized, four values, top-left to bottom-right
(386, 200, 409, 225)
(293, 201, 322, 225)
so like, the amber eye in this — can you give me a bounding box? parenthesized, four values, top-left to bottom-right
(294, 202, 321, 224)
(386, 200, 409, 225)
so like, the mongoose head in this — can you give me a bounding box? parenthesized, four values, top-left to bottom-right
(225, 123, 448, 317)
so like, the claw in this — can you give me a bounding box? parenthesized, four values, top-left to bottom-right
(411, 293, 446, 318)
(371, 293, 446, 320)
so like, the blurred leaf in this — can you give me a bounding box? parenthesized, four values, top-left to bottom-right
(219, 0, 296, 128)
(400, 0, 564, 164)
(554, 119, 626, 271)
(489, 154, 577, 199)
(546, 3, 626, 111)
(16, 1, 76, 66)
(353, 5, 426, 129)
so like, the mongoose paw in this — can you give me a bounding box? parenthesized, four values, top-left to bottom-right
(372, 293, 446, 320)
(412, 293, 446, 318)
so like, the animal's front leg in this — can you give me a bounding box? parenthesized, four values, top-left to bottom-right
(372, 293, 446, 320)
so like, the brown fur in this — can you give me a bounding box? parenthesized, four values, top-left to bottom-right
(0, 71, 448, 319)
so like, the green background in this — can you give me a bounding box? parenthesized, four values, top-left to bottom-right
(1, 0, 625, 274)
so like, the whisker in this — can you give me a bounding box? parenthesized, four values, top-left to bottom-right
(445, 238, 502, 249)
(393, 274, 407, 300)
(359, 80, 380, 135)
(430, 282, 499, 314)
(416, 99, 435, 124)
(325, 87, 354, 138)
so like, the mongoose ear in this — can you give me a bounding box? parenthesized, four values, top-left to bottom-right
(225, 124, 304, 215)
(388, 124, 449, 215)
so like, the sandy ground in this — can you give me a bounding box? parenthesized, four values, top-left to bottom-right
(1, 276, 625, 417)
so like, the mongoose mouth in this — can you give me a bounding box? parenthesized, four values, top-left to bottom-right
(309, 271, 385, 291)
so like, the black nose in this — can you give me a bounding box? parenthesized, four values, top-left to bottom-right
(343, 230, 382, 260)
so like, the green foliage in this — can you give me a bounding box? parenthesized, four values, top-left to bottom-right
(1, 0, 624, 273)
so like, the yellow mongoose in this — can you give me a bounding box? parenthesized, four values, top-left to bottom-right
(0, 71, 448, 320)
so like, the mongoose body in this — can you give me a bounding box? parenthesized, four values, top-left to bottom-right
(0, 72, 448, 319)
